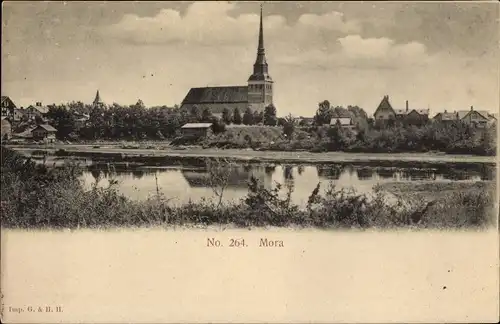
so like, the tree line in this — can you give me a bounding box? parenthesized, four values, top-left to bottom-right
(13, 99, 496, 156)
(36, 101, 280, 141)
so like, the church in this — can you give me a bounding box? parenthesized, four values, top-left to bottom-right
(180, 7, 274, 115)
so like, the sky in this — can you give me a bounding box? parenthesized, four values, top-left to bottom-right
(2, 1, 499, 116)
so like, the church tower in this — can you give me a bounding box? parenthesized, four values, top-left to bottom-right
(247, 5, 273, 112)
(92, 90, 105, 109)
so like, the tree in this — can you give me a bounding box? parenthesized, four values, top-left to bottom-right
(243, 107, 254, 125)
(201, 107, 213, 122)
(233, 108, 242, 125)
(253, 111, 264, 125)
(283, 114, 296, 138)
(135, 99, 145, 109)
(222, 108, 232, 124)
(263, 104, 278, 126)
(88, 106, 106, 140)
(206, 158, 234, 209)
(211, 120, 227, 134)
(190, 105, 202, 122)
(314, 100, 333, 126)
(46, 105, 77, 139)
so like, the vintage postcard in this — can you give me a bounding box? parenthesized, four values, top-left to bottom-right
(1, 1, 499, 323)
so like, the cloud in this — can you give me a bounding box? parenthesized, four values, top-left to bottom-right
(337, 35, 429, 66)
(103, 2, 429, 71)
(280, 35, 429, 70)
(103, 2, 360, 47)
(297, 11, 361, 34)
(3, 2, 497, 116)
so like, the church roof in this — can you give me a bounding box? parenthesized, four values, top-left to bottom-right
(181, 86, 248, 104)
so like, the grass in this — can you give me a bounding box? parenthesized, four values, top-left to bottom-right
(202, 126, 292, 149)
(1, 147, 496, 230)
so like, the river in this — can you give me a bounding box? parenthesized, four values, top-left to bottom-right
(75, 160, 494, 206)
(18, 150, 495, 206)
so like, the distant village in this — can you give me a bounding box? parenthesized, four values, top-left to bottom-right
(1, 7, 497, 144)
(1, 90, 496, 144)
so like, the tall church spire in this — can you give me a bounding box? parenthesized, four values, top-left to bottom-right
(257, 4, 265, 60)
(249, 4, 271, 81)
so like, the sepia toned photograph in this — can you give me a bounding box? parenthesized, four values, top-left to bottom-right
(1, 1, 498, 323)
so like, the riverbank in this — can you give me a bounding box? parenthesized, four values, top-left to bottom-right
(6, 144, 497, 165)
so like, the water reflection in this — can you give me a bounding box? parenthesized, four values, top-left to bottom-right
(356, 168, 373, 180)
(79, 161, 494, 206)
(316, 165, 343, 180)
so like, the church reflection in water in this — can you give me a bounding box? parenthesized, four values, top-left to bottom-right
(181, 164, 275, 190)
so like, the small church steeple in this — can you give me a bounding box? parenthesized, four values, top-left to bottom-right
(93, 90, 102, 105)
(92, 90, 105, 109)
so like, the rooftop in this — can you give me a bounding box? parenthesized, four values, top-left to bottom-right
(181, 123, 213, 129)
(182, 86, 248, 104)
(330, 117, 352, 126)
(34, 124, 57, 132)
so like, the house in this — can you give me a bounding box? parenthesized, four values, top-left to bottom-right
(392, 101, 429, 124)
(1, 117, 12, 140)
(457, 106, 495, 128)
(374, 96, 429, 125)
(25, 102, 49, 121)
(373, 95, 396, 121)
(1, 96, 17, 118)
(330, 112, 355, 129)
(404, 109, 429, 125)
(433, 110, 458, 123)
(180, 123, 213, 139)
(31, 124, 57, 142)
(12, 108, 25, 122)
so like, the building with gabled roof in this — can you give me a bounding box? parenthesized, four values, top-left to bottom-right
(25, 102, 49, 121)
(180, 6, 273, 116)
(374, 96, 429, 125)
(1, 96, 17, 118)
(433, 110, 458, 122)
(373, 95, 395, 121)
(456, 106, 496, 128)
(31, 124, 57, 142)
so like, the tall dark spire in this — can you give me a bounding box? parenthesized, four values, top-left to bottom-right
(257, 4, 265, 58)
(249, 4, 271, 81)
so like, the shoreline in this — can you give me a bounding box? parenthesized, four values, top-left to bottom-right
(6, 144, 497, 165)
